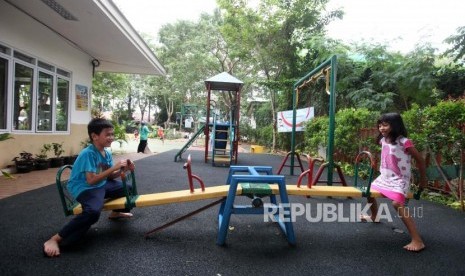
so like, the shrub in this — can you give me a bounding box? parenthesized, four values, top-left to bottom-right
(303, 108, 378, 160)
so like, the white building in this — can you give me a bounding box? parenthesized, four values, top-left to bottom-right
(0, 0, 165, 168)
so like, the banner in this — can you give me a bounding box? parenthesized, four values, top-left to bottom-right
(277, 107, 314, 133)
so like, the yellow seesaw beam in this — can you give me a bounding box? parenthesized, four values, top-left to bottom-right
(71, 185, 412, 215)
(72, 185, 238, 215)
(277, 185, 413, 199)
(135, 185, 238, 207)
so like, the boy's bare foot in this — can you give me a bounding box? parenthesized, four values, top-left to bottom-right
(404, 240, 425, 252)
(360, 215, 380, 223)
(108, 211, 133, 220)
(43, 235, 61, 257)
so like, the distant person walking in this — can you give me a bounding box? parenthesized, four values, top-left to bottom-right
(133, 129, 139, 140)
(137, 121, 150, 153)
(157, 127, 164, 145)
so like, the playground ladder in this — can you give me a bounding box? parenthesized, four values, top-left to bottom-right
(174, 125, 206, 162)
(211, 121, 234, 167)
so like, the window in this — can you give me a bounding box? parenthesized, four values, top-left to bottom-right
(56, 77, 69, 131)
(13, 63, 33, 131)
(37, 71, 54, 131)
(0, 57, 7, 130)
(0, 43, 71, 134)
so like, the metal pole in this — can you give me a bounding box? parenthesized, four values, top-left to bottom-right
(326, 55, 337, 185)
(290, 85, 297, 175)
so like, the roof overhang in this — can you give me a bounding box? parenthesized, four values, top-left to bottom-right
(5, 0, 165, 75)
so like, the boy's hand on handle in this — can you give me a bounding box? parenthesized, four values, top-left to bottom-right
(116, 159, 135, 174)
(114, 160, 126, 171)
(127, 159, 135, 170)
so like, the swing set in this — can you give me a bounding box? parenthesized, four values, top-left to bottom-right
(279, 55, 346, 187)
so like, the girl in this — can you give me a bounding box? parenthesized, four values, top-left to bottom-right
(364, 113, 427, 252)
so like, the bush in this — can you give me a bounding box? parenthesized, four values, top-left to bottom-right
(256, 125, 274, 148)
(422, 99, 465, 164)
(304, 108, 378, 160)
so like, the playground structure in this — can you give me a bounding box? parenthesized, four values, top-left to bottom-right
(279, 56, 340, 183)
(55, 152, 419, 246)
(174, 72, 243, 167)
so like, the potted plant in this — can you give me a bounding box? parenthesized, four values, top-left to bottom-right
(50, 142, 65, 168)
(35, 143, 51, 170)
(12, 151, 34, 173)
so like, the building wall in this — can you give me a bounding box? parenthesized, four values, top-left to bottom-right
(1, 124, 88, 168)
(0, 1, 92, 168)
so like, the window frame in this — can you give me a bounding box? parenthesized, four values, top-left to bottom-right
(0, 53, 12, 131)
(0, 42, 72, 134)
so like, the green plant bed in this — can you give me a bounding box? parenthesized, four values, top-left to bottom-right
(15, 160, 34, 173)
(423, 190, 463, 210)
(13, 151, 35, 174)
(34, 159, 50, 170)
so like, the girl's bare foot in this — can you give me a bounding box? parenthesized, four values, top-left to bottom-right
(404, 240, 425, 252)
(360, 215, 380, 223)
(43, 235, 61, 257)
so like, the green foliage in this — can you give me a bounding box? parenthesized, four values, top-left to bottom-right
(0, 133, 13, 142)
(164, 129, 183, 140)
(256, 125, 274, 148)
(304, 108, 378, 159)
(239, 121, 256, 143)
(36, 143, 51, 159)
(434, 64, 465, 99)
(402, 104, 428, 152)
(51, 142, 64, 158)
(304, 115, 329, 156)
(333, 108, 379, 160)
(420, 99, 465, 163)
(424, 192, 460, 209)
(112, 120, 128, 147)
(443, 25, 465, 63)
(13, 151, 34, 162)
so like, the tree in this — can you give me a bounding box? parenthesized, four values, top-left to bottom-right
(92, 72, 133, 122)
(444, 26, 465, 64)
(337, 42, 438, 112)
(217, 0, 343, 151)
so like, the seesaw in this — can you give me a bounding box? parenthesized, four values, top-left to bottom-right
(55, 152, 419, 245)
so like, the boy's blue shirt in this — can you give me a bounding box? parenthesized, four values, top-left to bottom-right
(68, 144, 113, 199)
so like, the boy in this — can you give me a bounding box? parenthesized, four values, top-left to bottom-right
(44, 118, 133, 257)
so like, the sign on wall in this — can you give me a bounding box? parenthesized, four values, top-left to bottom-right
(277, 107, 314, 132)
(75, 84, 88, 111)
